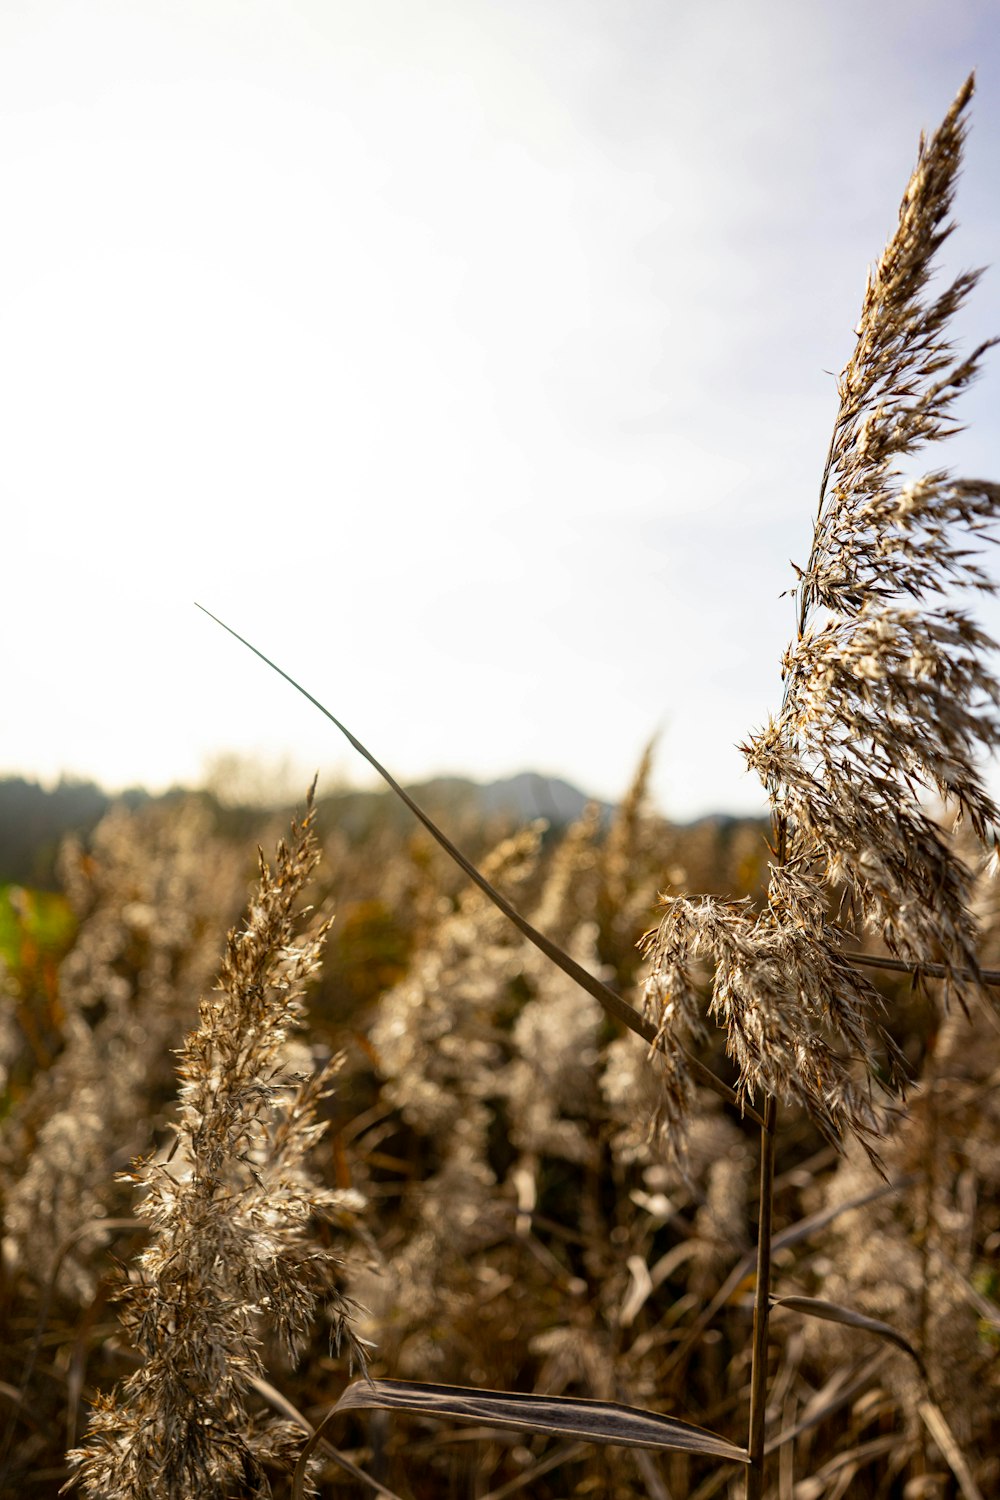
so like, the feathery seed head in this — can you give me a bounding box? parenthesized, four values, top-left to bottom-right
(645, 77, 997, 1163)
(69, 789, 367, 1500)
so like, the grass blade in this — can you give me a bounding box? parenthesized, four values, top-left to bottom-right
(293, 1380, 747, 1499)
(325, 1378, 746, 1454)
(770, 1295, 927, 1378)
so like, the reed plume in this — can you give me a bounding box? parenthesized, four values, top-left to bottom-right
(2, 799, 242, 1301)
(68, 789, 365, 1500)
(644, 74, 1000, 1162)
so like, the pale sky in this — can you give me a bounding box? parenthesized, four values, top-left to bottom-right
(3, 0, 1000, 819)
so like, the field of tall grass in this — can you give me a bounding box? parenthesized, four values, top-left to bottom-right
(2, 75, 1000, 1499)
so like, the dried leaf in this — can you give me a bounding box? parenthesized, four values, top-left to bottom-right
(771, 1294, 927, 1377)
(292, 1376, 747, 1498)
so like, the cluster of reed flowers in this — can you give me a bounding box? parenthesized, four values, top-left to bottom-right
(643, 75, 1000, 1165)
(2, 799, 242, 1300)
(69, 789, 364, 1500)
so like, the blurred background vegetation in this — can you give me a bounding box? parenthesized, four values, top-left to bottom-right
(1, 763, 996, 1497)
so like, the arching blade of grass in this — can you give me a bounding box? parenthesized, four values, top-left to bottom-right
(195, 603, 763, 1127)
(333, 1379, 750, 1456)
(770, 1295, 927, 1378)
(292, 1379, 748, 1500)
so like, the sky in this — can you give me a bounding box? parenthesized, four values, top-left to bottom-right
(2, 0, 1000, 819)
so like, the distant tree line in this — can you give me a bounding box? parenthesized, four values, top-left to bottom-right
(0, 778, 145, 887)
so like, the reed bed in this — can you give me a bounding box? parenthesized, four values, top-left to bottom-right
(2, 75, 999, 1499)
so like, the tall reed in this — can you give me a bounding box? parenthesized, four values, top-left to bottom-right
(67, 789, 365, 1499)
(645, 69, 1000, 1492)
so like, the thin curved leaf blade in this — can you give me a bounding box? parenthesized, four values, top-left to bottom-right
(332, 1378, 748, 1461)
(771, 1294, 927, 1377)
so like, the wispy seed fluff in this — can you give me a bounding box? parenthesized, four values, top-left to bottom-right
(645, 75, 999, 1162)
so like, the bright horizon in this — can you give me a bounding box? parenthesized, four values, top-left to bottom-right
(4, 2, 1000, 819)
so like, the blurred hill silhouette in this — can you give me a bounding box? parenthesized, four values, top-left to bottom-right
(0, 771, 609, 888)
(0, 769, 764, 893)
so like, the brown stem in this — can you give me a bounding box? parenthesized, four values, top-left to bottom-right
(746, 1093, 778, 1500)
(847, 949, 1000, 987)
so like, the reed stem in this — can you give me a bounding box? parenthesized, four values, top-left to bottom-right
(746, 1092, 778, 1500)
